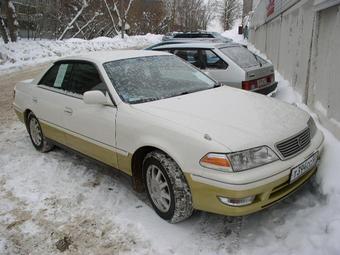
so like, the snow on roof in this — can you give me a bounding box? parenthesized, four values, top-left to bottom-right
(58, 50, 171, 64)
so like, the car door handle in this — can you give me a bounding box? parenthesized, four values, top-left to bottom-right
(64, 107, 73, 115)
(32, 97, 38, 103)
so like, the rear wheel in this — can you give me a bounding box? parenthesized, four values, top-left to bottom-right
(27, 112, 54, 152)
(143, 151, 193, 223)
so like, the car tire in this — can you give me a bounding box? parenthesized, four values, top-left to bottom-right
(27, 112, 54, 152)
(143, 150, 193, 223)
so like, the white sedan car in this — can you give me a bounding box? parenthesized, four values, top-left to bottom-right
(13, 50, 324, 223)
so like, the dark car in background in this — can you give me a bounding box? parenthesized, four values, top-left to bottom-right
(162, 31, 232, 43)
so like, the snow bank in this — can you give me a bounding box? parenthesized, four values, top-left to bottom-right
(0, 33, 162, 74)
(221, 19, 247, 45)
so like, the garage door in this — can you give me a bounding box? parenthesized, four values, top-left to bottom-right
(312, 4, 340, 124)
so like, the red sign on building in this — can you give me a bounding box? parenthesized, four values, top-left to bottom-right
(267, 0, 275, 17)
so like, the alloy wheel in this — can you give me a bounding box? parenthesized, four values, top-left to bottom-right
(146, 164, 171, 212)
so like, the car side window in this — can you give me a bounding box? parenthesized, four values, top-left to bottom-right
(202, 50, 228, 70)
(39, 63, 73, 90)
(173, 49, 201, 68)
(70, 63, 106, 95)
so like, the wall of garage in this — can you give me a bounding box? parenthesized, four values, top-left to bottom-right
(249, 0, 340, 139)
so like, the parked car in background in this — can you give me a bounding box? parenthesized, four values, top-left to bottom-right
(144, 39, 198, 50)
(152, 42, 278, 95)
(146, 39, 248, 51)
(162, 31, 232, 43)
(13, 50, 324, 223)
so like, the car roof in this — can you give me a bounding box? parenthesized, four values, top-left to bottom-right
(152, 42, 241, 50)
(164, 37, 221, 42)
(57, 50, 171, 64)
(173, 31, 215, 35)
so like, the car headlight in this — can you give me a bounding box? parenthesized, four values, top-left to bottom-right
(200, 146, 279, 172)
(308, 117, 317, 138)
(227, 146, 279, 172)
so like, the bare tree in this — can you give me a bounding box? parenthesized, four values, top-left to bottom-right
(112, 0, 133, 38)
(219, 0, 241, 31)
(59, 0, 89, 40)
(162, 0, 216, 32)
(103, 0, 119, 35)
(1, 0, 219, 40)
(128, 0, 168, 34)
(72, 11, 102, 38)
(0, 16, 9, 43)
(0, 0, 19, 42)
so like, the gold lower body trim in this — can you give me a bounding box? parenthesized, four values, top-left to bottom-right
(14, 109, 25, 123)
(39, 121, 132, 175)
(185, 167, 317, 216)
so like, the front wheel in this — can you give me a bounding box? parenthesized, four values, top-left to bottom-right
(143, 151, 193, 223)
(27, 112, 54, 152)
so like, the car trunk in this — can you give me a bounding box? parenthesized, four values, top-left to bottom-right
(219, 46, 276, 91)
(244, 64, 274, 81)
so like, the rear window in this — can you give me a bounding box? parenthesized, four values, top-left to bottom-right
(219, 46, 267, 68)
(174, 33, 214, 39)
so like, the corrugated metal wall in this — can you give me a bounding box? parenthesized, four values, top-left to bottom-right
(249, 0, 340, 139)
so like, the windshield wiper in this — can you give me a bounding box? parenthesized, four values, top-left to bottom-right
(176, 84, 221, 97)
(177, 88, 205, 96)
(130, 97, 159, 104)
(252, 52, 263, 67)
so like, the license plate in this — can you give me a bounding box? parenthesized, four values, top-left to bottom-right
(257, 78, 268, 87)
(290, 152, 318, 184)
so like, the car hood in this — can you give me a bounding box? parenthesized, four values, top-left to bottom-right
(132, 86, 309, 151)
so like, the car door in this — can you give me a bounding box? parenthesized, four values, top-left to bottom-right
(33, 62, 74, 144)
(60, 61, 118, 168)
(200, 49, 230, 84)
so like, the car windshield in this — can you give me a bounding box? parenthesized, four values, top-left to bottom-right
(219, 46, 267, 68)
(103, 55, 217, 104)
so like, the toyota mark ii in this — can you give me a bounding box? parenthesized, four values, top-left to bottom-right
(13, 50, 324, 223)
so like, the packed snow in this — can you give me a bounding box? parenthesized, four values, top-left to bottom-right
(1, 22, 340, 255)
(0, 34, 162, 74)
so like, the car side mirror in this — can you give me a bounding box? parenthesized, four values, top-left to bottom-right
(83, 90, 112, 105)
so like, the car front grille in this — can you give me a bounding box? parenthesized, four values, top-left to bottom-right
(276, 128, 311, 159)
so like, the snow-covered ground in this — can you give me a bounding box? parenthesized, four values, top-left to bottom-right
(1, 26, 340, 254)
(0, 34, 162, 74)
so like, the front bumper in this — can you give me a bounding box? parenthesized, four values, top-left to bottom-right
(185, 165, 317, 216)
(185, 130, 324, 216)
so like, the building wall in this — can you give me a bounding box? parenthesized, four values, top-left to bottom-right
(309, 4, 340, 137)
(243, 0, 254, 19)
(249, 0, 340, 139)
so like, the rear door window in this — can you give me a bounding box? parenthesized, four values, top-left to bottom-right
(39, 63, 73, 90)
(173, 49, 201, 68)
(202, 50, 228, 69)
(70, 63, 107, 95)
(219, 46, 267, 68)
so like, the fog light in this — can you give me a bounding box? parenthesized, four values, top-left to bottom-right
(218, 195, 255, 207)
